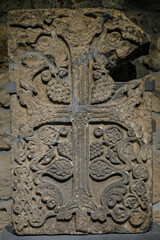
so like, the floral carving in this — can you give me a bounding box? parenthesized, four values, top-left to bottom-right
(104, 126, 123, 145)
(48, 158, 73, 181)
(38, 126, 59, 145)
(132, 165, 149, 180)
(90, 159, 113, 180)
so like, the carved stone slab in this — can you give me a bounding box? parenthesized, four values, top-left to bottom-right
(8, 9, 152, 235)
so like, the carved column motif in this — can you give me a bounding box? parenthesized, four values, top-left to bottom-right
(8, 9, 152, 235)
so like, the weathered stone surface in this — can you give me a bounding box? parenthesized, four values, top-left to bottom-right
(102, 0, 124, 10)
(0, 110, 10, 150)
(0, 0, 23, 14)
(8, 9, 152, 235)
(0, 200, 12, 235)
(0, 70, 10, 108)
(124, 0, 160, 12)
(31, 0, 57, 8)
(153, 113, 160, 151)
(103, 0, 160, 11)
(153, 152, 160, 204)
(142, 34, 160, 72)
(0, 154, 11, 200)
(0, 25, 8, 68)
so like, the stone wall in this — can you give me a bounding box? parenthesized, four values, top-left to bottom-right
(0, 0, 160, 234)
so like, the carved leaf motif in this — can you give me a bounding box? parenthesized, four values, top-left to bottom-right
(57, 142, 72, 160)
(90, 206, 107, 222)
(101, 183, 127, 210)
(36, 183, 63, 210)
(90, 159, 113, 181)
(48, 158, 73, 181)
(106, 146, 121, 164)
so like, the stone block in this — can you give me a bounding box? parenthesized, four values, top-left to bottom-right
(0, 25, 8, 69)
(0, 200, 12, 235)
(0, 154, 11, 200)
(0, 70, 10, 108)
(0, 110, 10, 150)
(142, 34, 160, 72)
(8, 8, 152, 235)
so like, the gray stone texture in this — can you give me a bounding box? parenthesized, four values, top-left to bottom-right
(0, 154, 11, 200)
(0, 70, 10, 108)
(0, 109, 10, 150)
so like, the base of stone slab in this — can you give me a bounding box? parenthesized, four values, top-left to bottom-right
(1, 222, 160, 240)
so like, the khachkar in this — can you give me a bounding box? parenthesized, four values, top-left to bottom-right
(8, 9, 152, 235)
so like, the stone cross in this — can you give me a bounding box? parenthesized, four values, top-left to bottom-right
(8, 9, 152, 235)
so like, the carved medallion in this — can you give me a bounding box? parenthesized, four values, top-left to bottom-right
(9, 9, 152, 235)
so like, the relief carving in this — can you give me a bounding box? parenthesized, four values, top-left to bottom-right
(9, 8, 152, 235)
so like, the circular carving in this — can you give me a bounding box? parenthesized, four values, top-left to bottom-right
(104, 126, 123, 145)
(129, 210, 145, 227)
(117, 139, 137, 161)
(111, 206, 129, 223)
(123, 194, 138, 209)
(94, 127, 103, 138)
(59, 127, 69, 137)
(38, 126, 59, 145)
(133, 165, 148, 181)
(131, 180, 147, 197)
(41, 70, 52, 83)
